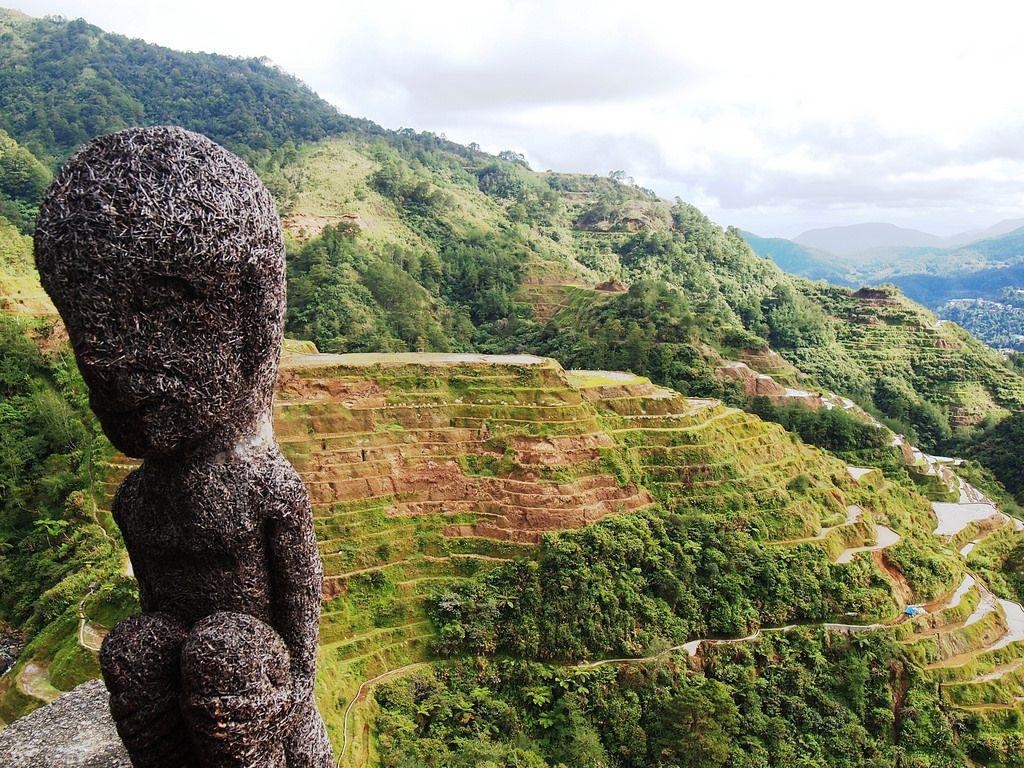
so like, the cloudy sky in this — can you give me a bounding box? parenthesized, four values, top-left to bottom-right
(9, 0, 1024, 237)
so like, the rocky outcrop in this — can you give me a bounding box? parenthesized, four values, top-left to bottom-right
(852, 287, 898, 304)
(594, 278, 627, 292)
(0, 680, 128, 767)
(0, 625, 21, 677)
(574, 200, 672, 233)
(719, 361, 788, 398)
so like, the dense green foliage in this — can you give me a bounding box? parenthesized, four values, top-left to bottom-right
(286, 222, 456, 353)
(374, 632, 983, 768)
(284, 214, 529, 352)
(938, 297, 1024, 352)
(953, 412, 1024, 504)
(786, 284, 1024, 450)
(0, 129, 51, 234)
(428, 509, 893, 661)
(0, 9, 366, 165)
(746, 398, 894, 461)
(0, 316, 119, 633)
(527, 281, 744, 400)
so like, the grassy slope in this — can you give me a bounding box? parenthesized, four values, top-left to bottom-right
(0, 216, 51, 315)
(280, 135, 591, 284)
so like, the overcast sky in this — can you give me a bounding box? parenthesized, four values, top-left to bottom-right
(9, 0, 1024, 237)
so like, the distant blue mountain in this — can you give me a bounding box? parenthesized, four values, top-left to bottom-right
(891, 262, 1024, 307)
(740, 231, 857, 286)
(793, 222, 944, 256)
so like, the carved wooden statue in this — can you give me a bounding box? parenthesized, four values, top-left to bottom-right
(34, 126, 334, 768)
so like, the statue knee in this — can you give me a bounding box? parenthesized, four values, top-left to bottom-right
(100, 612, 188, 700)
(99, 613, 194, 766)
(182, 612, 292, 733)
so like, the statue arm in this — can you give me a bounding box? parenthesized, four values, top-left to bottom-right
(267, 480, 322, 703)
(112, 471, 156, 613)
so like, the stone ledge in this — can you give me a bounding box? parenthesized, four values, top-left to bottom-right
(0, 680, 129, 767)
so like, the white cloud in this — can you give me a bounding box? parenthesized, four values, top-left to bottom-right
(9, 0, 1024, 237)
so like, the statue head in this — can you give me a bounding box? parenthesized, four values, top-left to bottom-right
(35, 126, 285, 459)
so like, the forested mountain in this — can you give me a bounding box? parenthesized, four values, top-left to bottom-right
(0, 7, 372, 165)
(269, 133, 1024, 451)
(2, 9, 1024, 767)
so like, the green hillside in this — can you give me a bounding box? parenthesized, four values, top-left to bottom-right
(786, 285, 1024, 438)
(10, 340, 1024, 767)
(0, 9, 1021, 452)
(2, 9, 1024, 766)
(0, 7, 369, 166)
(273, 135, 1024, 451)
(0, 128, 50, 236)
(743, 225, 1024, 350)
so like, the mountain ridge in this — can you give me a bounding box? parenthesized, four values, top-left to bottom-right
(795, 221, 947, 256)
(744, 223, 1024, 350)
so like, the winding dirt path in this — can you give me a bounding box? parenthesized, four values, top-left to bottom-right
(337, 662, 430, 766)
(836, 524, 901, 564)
(78, 621, 106, 653)
(924, 574, 975, 613)
(76, 586, 107, 653)
(959, 697, 1024, 712)
(773, 505, 862, 547)
(326, 430, 1024, 764)
(974, 659, 1024, 683)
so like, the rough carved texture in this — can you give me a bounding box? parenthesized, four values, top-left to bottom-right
(35, 126, 284, 459)
(0, 680, 131, 768)
(34, 127, 333, 768)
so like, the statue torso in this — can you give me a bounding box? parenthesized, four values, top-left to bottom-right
(114, 447, 299, 626)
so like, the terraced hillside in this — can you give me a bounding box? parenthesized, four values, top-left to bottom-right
(0, 350, 919, 747)
(795, 285, 1024, 428)
(896, 492, 1024, 731)
(271, 353, 1023, 766)
(4, 343, 1024, 764)
(274, 351, 901, 761)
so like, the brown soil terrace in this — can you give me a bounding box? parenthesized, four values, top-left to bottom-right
(87, 351, 1024, 735)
